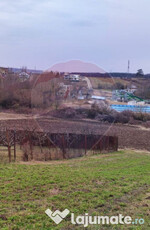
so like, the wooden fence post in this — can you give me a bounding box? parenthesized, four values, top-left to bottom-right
(30, 140, 33, 160)
(115, 136, 118, 151)
(99, 137, 102, 153)
(62, 134, 66, 159)
(6, 130, 11, 163)
(14, 131, 16, 161)
(85, 135, 87, 155)
(47, 135, 52, 161)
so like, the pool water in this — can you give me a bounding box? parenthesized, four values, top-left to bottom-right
(110, 104, 150, 113)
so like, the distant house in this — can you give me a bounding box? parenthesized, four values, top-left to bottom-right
(0, 74, 4, 88)
(70, 74, 80, 82)
(0, 67, 8, 77)
(127, 84, 137, 93)
(77, 87, 92, 100)
(91, 95, 106, 101)
(57, 83, 71, 98)
(112, 90, 128, 102)
(64, 73, 80, 82)
(19, 72, 30, 82)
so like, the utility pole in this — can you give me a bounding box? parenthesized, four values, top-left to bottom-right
(128, 60, 130, 73)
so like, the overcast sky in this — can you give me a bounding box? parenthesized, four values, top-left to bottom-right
(0, 0, 150, 73)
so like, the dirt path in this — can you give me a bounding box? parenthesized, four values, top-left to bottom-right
(0, 112, 33, 120)
(84, 77, 92, 89)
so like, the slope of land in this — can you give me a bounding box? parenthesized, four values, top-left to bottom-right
(47, 60, 105, 73)
(0, 150, 150, 229)
(0, 114, 150, 151)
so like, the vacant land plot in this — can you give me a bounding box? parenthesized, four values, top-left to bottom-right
(88, 77, 128, 89)
(0, 150, 150, 229)
(0, 116, 150, 151)
(1, 117, 150, 151)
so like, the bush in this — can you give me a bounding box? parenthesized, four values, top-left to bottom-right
(87, 102, 111, 119)
(114, 110, 133, 124)
(87, 109, 97, 119)
(53, 107, 77, 119)
(114, 82, 126, 90)
(91, 102, 111, 115)
(63, 108, 77, 118)
(96, 114, 115, 123)
(133, 112, 150, 122)
(0, 98, 16, 108)
(144, 121, 150, 128)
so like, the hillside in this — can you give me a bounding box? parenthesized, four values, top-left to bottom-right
(47, 60, 105, 73)
(0, 150, 149, 229)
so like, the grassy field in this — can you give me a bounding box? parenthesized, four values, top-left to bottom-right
(88, 77, 128, 89)
(0, 150, 150, 229)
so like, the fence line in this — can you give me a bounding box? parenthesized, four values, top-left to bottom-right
(0, 130, 118, 162)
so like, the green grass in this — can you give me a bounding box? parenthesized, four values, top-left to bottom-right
(0, 150, 150, 229)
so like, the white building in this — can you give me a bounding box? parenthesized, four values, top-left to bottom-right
(91, 95, 106, 101)
(70, 74, 80, 82)
(127, 84, 137, 93)
(64, 73, 80, 82)
(19, 72, 30, 82)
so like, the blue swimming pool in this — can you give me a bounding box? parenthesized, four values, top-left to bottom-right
(111, 104, 150, 113)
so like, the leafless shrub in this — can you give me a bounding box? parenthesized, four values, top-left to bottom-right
(133, 112, 150, 122)
(128, 117, 141, 125)
(113, 110, 133, 124)
(143, 121, 150, 128)
(91, 101, 111, 114)
(88, 102, 112, 119)
(96, 114, 115, 123)
(22, 142, 30, 161)
(21, 140, 34, 161)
